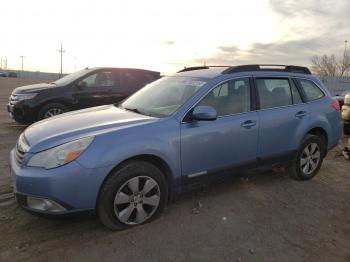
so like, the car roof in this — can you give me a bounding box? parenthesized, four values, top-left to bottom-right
(174, 67, 229, 78)
(174, 65, 314, 80)
(89, 67, 160, 74)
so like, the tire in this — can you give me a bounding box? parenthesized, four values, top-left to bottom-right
(288, 134, 325, 180)
(37, 103, 68, 120)
(97, 160, 168, 230)
(344, 123, 350, 135)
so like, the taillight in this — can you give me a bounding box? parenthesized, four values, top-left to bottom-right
(332, 99, 340, 111)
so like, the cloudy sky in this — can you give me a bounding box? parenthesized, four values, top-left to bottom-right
(1, 0, 349, 74)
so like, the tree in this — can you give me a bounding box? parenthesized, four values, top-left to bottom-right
(311, 52, 350, 77)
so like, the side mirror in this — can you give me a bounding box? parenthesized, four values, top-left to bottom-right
(191, 106, 217, 121)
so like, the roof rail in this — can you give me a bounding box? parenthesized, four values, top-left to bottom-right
(177, 65, 228, 73)
(222, 64, 312, 75)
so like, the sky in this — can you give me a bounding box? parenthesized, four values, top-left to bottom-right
(0, 0, 349, 74)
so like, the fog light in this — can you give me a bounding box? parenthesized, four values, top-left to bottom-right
(27, 196, 67, 213)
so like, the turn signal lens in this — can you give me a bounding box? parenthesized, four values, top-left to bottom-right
(64, 150, 83, 164)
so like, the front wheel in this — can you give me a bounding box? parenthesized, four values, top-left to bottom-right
(37, 103, 68, 120)
(288, 134, 325, 180)
(98, 161, 168, 230)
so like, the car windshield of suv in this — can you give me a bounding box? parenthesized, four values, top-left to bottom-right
(51, 68, 95, 86)
(120, 76, 207, 117)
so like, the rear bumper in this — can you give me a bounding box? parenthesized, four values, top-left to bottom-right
(10, 148, 113, 215)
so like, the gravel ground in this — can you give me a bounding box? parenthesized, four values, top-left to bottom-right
(0, 78, 349, 262)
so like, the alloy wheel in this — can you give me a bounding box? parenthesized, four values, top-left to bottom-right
(300, 142, 321, 175)
(44, 108, 65, 118)
(114, 176, 160, 225)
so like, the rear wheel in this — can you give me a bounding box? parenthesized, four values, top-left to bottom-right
(37, 103, 68, 120)
(98, 160, 168, 230)
(288, 134, 325, 180)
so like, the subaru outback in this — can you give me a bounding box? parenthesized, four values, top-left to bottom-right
(10, 64, 342, 230)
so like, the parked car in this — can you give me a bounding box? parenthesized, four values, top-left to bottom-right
(7, 72, 18, 78)
(341, 93, 350, 134)
(7, 67, 160, 124)
(10, 64, 342, 230)
(334, 90, 350, 108)
(0, 71, 7, 77)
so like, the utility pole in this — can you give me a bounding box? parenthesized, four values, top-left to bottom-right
(57, 44, 65, 77)
(20, 55, 25, 71)
(341, 40, 348, 76)
(343, 40, 348, 64)
(345, 40, 348, 53)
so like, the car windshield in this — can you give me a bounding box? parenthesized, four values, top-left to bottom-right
(52, 68, 95, 86)
(120, 76, 207, 117)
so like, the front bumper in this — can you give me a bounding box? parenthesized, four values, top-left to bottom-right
(10, 148, 113, 215)
(7, 100, 37, 123)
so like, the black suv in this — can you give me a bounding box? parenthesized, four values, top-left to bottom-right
(7, 67, 160, 124)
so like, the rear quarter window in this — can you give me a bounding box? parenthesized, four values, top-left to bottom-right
(296, 79, 325, 102)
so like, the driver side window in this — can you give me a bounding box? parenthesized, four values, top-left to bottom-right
(80, 71, 115, 88)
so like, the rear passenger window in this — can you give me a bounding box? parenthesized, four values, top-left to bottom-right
(256, 79, 293, 109)
(199, 78, 251, 116)
(297, 79, 324, 101)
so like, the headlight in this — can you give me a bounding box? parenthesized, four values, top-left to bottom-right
(27, 136, 94, 169)
(15, 93, 38, 101)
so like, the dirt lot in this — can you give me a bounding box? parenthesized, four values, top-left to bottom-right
(0, 78, 349, 262)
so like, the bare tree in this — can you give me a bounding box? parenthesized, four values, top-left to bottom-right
(311, 52, 350, 76)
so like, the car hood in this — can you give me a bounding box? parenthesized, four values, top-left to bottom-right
(13, 83, 56, 94)
(23, 105, 158, 153)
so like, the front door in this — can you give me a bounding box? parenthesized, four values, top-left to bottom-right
(180, 77, 259, 179)
(74, 70, 117, 109)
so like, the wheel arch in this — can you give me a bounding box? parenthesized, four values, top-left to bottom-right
(96, 154, 177, 210)
(305, 127, 328, 155)
(36, 99, 72, 120)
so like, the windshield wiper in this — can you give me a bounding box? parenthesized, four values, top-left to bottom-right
(121, 106, 143, 114)
(126, 108, 142, 114)
(119, 105, 154, 117)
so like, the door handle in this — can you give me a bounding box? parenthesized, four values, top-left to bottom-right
(295, 111, 307, 118)
(241, 120, 257, 128)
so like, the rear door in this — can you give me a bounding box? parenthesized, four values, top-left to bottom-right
(255, 77, 309, 164)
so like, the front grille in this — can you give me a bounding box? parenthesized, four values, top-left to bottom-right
(9, 94, 18, 106)
(15, 193, 28, 206)
(15, 146, 25, 165)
